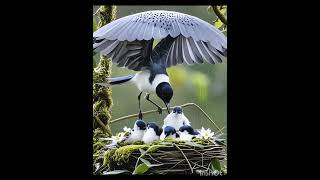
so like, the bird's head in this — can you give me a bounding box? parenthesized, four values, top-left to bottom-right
(172, 106, 183, 114)
(179, 125, 197, 135)
(134, 120, 146, 130)
(164, 126, 177, 138)
(156, 82, 173, 114)
(147, 122, 161, 136)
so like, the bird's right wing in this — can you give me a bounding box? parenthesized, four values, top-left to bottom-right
(151, 35, 226, 68)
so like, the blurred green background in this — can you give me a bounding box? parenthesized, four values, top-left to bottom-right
(93, 6, 227, 140)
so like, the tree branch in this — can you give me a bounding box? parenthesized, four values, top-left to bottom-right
(94, 116, 112, 135)
(93, 5, 117, 137)
(212, 6, 227, 25)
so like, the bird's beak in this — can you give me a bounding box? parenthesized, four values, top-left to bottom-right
(165, 102, 170, 114)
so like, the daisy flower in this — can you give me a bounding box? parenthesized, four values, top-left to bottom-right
(102, 132, 127, 148)
(196, 127, 215, 140)
(123, 126, 132, 133)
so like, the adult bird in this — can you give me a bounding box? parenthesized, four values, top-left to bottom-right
(93, 10, 227, 119)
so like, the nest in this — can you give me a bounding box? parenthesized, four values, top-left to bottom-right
(94, 139, 227, 175)
(93, 103, 227, 175)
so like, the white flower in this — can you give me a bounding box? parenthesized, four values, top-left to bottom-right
(196, 127, 215, 140)
(102, 132, 127, 148)
(123, 126, 132, 133)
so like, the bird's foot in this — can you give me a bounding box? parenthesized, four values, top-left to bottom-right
(157, 107, 162, 114)
(138, 110, 143, 120)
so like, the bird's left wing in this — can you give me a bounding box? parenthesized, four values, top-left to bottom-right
(94, 39, 153, 71)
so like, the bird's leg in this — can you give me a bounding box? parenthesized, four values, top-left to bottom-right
(138, 92, 143, 119)
(145, 94, 162, 114)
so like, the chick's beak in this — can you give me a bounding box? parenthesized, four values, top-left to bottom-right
(165, 102, 170, 114)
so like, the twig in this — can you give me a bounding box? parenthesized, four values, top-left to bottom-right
(93, 6, 102, 16)
(215, 126, 226, 135)
(109, 103, 222, 132)
(173, 143, 193, 174)
(190, 103, 221, 131)
(94, 116, 107, 133)
(212, 6, 227, 25)
(167, 159, 185, 170)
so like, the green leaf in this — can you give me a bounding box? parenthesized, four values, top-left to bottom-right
(139, 158, 151, 166)
(103, 170, 130, 175)
(140, 158, 163, 168)
(220, 8, 227, 15)
(211, 158, 221, 171)
(133, 163, 149, 175)
(214, 19, 223, 29)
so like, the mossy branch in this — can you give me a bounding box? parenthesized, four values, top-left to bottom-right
(93, 6, 117, 137)
(109, 103, 222, 132)
(94, 116, 112, 135)
(212, 6, 227, 25)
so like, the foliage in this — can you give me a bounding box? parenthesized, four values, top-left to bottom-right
(208, 5, 227, 32)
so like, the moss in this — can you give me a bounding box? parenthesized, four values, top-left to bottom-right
(163, 138, 188, 144)
(103, 149, 116, 168)
(132, 141, 144, 145)
(191, 138, 212, 145)
(113, 145, 149, 163)
(93, 5, 117, 136)
(98, 6, 117, 27)
(145, 144, 167, 153)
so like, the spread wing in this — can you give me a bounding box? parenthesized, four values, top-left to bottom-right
(94, 39, 153, 71)
(93, 10, 227, 70)
(151, 35, 226, 68)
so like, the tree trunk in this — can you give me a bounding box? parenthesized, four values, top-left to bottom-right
(93, 6, 117, 137)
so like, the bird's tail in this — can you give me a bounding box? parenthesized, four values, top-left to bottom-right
(95, 75, 134, 87)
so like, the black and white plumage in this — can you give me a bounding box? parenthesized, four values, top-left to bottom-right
(125, 120, 146, 143)
(163, 106, 190, 131)
(160, 126, 179, 140)
(94, 10, 227, 119)
(178, 125, 199, 141)
(142, 122, 162, 144)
